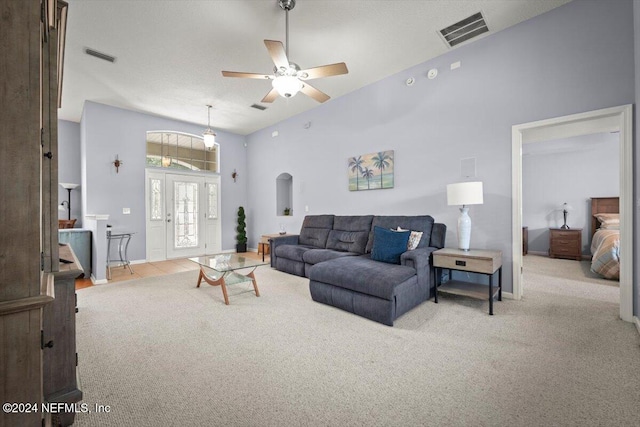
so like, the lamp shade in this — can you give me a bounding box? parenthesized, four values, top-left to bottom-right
(447, 181, 484, 206)
(59, 182, 80, 190)
(203, 129, 216, 148)
(561, 202, 573, 211)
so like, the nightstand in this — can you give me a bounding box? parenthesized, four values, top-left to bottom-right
(433, 248, 502, 315)
(549, 228, 582, 261)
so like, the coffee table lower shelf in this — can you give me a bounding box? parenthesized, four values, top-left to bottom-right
(196, 268, 260, 305)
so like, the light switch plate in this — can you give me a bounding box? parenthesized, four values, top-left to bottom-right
(123, 208, 131, 214)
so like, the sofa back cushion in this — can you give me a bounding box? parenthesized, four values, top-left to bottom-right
(299, 215, 335, 248)
(326, 215, 374, 254)
(366, 215, 435, 253)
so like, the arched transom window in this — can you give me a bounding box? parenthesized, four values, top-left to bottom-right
(146, 131, 219, 173)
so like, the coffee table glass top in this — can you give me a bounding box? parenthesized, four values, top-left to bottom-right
(189, 254, 268, 273)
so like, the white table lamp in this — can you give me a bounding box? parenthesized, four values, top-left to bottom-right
(447, 181, 484, 251)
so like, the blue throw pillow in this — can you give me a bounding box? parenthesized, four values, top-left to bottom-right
(371, 226, 411, 264)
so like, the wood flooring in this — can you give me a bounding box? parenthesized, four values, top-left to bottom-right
(76, 251, 266, 290)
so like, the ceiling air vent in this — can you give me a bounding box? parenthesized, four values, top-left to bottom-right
(439, 12, 489, 48)
(85, 48, 116, 63)
(251, 104, 267, 111)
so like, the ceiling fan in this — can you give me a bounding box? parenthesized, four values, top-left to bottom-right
(221, 0, 348, 104)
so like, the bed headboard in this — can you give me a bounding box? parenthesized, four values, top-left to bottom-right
(591, 197, 619, 238)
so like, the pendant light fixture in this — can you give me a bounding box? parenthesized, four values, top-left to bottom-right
(161, 133, 171, 167)
(203, 105, 216, 149)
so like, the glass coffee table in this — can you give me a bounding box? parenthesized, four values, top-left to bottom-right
(189, 254, 268, 305)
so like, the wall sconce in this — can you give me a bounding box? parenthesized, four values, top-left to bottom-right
(113, 155, 123, 173)
(232, 169, 238, 183)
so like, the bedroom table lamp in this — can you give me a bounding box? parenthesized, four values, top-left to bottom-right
(560, 202, 573, 229)
(447, 181, 484, 251)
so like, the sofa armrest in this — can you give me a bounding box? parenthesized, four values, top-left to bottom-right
(401, 246, 439, 292)
(269, 235, 300, 267)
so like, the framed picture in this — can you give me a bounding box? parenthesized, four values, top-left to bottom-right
(348, 150, 394, 191)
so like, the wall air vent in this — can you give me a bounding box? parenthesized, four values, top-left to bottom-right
(251, 104, 267, 111)
(439, 12, 489, 48)
(85, 48, 116, 63)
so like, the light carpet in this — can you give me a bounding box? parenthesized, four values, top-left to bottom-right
(74, 262, 640, 426)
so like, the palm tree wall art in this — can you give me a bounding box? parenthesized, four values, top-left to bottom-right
(348, 150, 394, 191)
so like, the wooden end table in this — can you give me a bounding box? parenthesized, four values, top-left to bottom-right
(259, 233, 284, 261)
(433, 248, 503, 315)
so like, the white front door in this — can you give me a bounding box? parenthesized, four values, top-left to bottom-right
(145, 171, 221, 261)
(166, 174, 205, 258)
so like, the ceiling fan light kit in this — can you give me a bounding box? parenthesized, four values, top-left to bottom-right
(221, 0, 348, 104)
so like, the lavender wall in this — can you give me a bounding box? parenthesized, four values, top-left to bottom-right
(245, 0, 635, 294)
(81, 101, 247, 261)
(58, 120, 82, 225)
(522, 133, 619, 255)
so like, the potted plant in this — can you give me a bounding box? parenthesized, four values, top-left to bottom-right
(283, 207, 291, 216)
(236, 206, 247, 252)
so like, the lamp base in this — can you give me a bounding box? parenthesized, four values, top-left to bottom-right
(560, 224, 570, 230)
(457, 207, 472, 251)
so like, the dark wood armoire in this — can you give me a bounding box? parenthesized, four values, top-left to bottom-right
(0, 1, 81, 426)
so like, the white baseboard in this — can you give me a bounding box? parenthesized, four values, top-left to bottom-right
(501, 291, 514, 299)
(130, 259, 146, 265)
(634, 316, 640, 336)
(90, 275, 108, 285)
(526, 251, 590, 261)
(527, 251, 548, 257)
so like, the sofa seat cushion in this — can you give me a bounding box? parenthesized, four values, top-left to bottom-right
(274, 244, 316, 262)
(309, 255, 416, 300)
(302, 248, 359, 265)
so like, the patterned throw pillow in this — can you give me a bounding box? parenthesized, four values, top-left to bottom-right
(395, 227, 424, 250)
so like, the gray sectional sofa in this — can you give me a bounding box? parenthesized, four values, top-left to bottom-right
(270, 215, 446, 326)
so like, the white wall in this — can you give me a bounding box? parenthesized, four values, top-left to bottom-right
(522, 133, 619, 255)
(244, 0, 636, 293)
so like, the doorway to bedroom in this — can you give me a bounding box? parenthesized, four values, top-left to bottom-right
(512, 105, 633, 322)
(521, 131, 620, 303)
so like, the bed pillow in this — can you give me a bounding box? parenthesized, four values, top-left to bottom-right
(595, 213, 620, 229)
(395, 227, 424, 250)
(371, 226, 410, 264)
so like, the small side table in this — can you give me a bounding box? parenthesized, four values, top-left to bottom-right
(549, 228, 582, 261)
(259, 233, 284, 262)
(106, 229, 135, 279)
(433, 248, 503, 315)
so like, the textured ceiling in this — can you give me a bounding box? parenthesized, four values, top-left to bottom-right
(60, 0, 573, 135)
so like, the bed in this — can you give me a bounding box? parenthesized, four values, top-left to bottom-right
(590, 197, 620, 280)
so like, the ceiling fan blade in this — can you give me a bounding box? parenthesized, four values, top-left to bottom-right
(300, 82, 330, 103)
(221, 71, 272, 79)
(298, 63, 348, 80)
(261, 88, 279, 103)
(264, 40, 290, 70)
